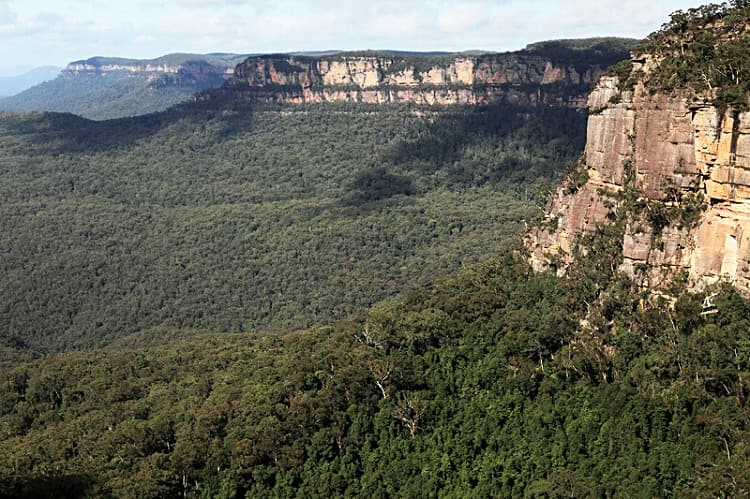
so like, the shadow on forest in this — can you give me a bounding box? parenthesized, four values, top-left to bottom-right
(1, 474, 98, 499)
(342, 167, 417, 207)
(335, 102, 587, 210)
(381, 103, 588, 187)
(4, 96, 259, 154)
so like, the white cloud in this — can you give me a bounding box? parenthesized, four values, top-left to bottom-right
(176, 0, 250, 7)
(437, 2, 490, 33)
(0, 0, 18, 29)
(0, 0, 718, 70)
(553, 0, 690, 30)
(0, 12, 62, 37)
(368, 13, 426, 39)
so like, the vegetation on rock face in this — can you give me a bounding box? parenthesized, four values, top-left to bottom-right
(638, 0, 750, 109)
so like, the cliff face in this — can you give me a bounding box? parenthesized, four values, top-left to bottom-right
(211, 53, 610, 108)
(527, 64, 750, 294)
(63, 60, 235, 88)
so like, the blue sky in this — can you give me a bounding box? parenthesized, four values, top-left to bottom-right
(0, 0, 708, 74)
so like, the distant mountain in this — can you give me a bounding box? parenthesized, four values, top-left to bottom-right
(0, 53, 249, 120)
(0, 40, 638, 120)
(0, 66, 61, 97)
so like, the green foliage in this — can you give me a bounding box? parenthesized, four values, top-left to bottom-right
(2, 242, 750, 496)
(525, 37, 640, 75)
(0, 100, 585, 353)
(606, 59, 641, 91)
(640, 1, 750, 110)
(562, 159, 589, 194)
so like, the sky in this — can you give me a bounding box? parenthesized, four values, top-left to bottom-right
(0, 0, 710, 75)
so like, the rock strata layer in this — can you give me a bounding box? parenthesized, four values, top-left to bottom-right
(207, 53, 611, 108)
(528, 63, 750, 294)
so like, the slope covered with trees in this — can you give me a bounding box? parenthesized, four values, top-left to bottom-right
(0, 54, 247, 120)
(2, 235, 750, 497)
(633, 0, 750, 109)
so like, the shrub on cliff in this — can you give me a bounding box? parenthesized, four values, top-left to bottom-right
(640, 1, 750, 109)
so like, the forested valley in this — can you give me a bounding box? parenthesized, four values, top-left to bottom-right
(3, 14, 750, 496)
(0, 97, 585, 355)
(3, 99, 749, 497)
(3, 235, 750, 497)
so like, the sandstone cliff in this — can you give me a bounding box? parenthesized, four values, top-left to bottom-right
(528, 59, 750, 295)
(206, 44, 629, 108)
(63, 55, 242, 88)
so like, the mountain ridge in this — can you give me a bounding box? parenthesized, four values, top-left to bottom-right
(204, 38, 637, 108)
(0, 53, 249, 120)
(0, 66, 61, 97)
(0, 39, 636, 120)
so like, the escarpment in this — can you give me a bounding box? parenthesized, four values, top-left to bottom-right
(527, 4, 750, 295)
(0, 53, 253, 119)
(63, 57, 238, 88)
(203, 41, 635, 108)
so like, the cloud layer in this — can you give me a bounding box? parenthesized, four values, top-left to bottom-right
(0, 0, 708, 71)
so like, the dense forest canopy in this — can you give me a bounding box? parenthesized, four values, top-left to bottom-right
(0, 98, 586, 355)
(2, 236, 750, 497)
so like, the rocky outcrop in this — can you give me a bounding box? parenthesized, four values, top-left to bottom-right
(209, 52, 612, 108)
(527, 63, 750, 295)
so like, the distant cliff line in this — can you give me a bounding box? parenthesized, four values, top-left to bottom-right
(200, 40, 636, 108)
(62, 53, 250, 77)
(65, 62, 235, 76)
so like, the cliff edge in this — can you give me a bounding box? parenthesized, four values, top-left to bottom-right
(527, 3, 750, 295)
(203, 39, 636, 108)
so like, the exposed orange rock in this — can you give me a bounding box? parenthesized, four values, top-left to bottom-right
(216, 54, 610, 108)
(527, 62, 750, 295)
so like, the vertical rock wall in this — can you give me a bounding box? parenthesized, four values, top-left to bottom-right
(528, 68, 750, 295)
(222, 54, 605, 107)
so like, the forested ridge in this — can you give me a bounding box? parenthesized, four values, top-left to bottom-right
(2, 237, 750, 497)
(0, 73, 211, 121)
(0, 54, 248, 120)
